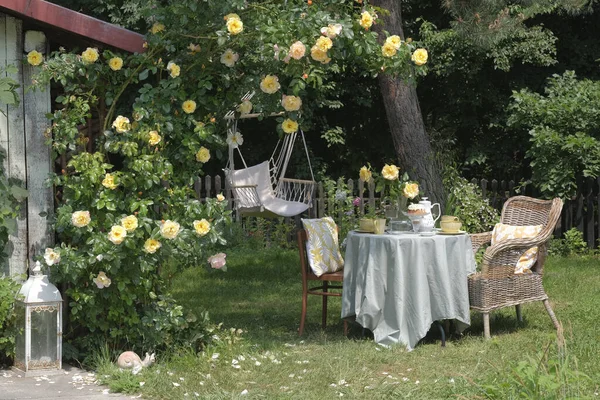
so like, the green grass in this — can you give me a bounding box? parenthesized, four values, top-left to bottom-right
(97, 250, 600, 399)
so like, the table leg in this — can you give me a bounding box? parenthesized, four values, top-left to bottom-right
(436, 321, 446, 347)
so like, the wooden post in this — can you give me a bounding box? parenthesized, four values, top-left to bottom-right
(5, 16, 27, 277)
(23, 30, 53, 265)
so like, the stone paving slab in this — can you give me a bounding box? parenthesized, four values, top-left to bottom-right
(0, 365, 137, 400)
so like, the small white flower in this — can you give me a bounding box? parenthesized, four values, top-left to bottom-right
(241, 389, 248, 395)
(415, 380, 420, 384)
(338, 379, 347, 386)
(211, 353, 219, 360)
(449, 378, 455, 383)
(172, 382, 180, 387)
(402, 377, 409, 382)
(226, 131, 244, 148)
(238, 355, 245, 361)
(232, 359, 239, 365)
(255, 361, 261, 366)
(194, 393, 200, 397)
(330, 383, 337, 387)
(179, 377, 184, 381)
(289, 374, 295, 378)
(139, 382, 145, 387)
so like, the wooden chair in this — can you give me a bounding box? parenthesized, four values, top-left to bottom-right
(297, 229, 348, 336)
(468, 196, 563, 339)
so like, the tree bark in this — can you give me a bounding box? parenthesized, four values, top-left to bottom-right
(371, 0, 445, 207)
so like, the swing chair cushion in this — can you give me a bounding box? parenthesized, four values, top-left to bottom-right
(228, 161, 311, 217)
(301, 217, 344, 277)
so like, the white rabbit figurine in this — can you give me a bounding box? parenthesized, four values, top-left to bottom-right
(116, 351, 155, 375)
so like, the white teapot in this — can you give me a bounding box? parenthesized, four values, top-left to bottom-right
(418, 197, 441, 232)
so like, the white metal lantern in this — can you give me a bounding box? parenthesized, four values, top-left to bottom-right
(13, 261, 63, 376)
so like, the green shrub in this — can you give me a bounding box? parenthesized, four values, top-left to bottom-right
(549, 228, 588, 257)
(443, 167, 499, 233)
(0, 276, 20, 366)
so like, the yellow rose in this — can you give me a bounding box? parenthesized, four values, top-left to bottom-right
(93, 271, 111, 289)
(112, 115, 130, 133)
(44, 248, 61, 266)
(226, 17, 243, 35)
(193, 219, 211, 236)
(237, 100, 252, 115)
(310, 46, 330, 64)
(150, 22, 165, 34)
(27, 50, 43, 66)
(281, 95, 302, 112)
(217, 194, 225, 202)
(81, 47, 99, 63)
(182, 100, 197, 114)
(359, 11, 374, 30)
(148, 130, 161, 145)
(196, 146, 211, 163)
(281, 119, 299, 134)
(160, 220, 180, 239)
(71, 211, 91, 227)
(144, 238, 162, 254)
(121, 215, 138, 232)
(220, 49, 239, 67)
(108, 225, 127, 245)
(403, 183, 420, 199)
(320, 23, 342, 39)
(315, 36, 333, 52)
(359, 166, 372, 182)
(411, 48, 428, 66)
(224, 13, 240, 21)
(289, 41, 306, 60)
(381, 164, 400, 180)
(108, 57, 123, 71)
(386, 35, 402, 49)
(102, 173, 117, 190)
(382, 42, 397, 58)
(260, 75, 281, 94)
(167, 61, 180, 78)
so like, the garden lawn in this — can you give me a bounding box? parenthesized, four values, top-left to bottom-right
(97, 249, 600, 399)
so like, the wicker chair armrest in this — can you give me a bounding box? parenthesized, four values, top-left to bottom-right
(469, 231, 492, 255)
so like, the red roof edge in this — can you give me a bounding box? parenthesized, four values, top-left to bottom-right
(0, 0, 146, 53)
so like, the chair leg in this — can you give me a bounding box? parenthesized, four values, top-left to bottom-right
(322, 281, 328, 330)
(343, 320, 349, 336)
(483, 312, 491, 339)
(515, 304, 523, 323)
(543, 299, 560, 330)
(299, 292, 308, 336)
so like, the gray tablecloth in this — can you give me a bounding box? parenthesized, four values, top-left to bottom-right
(341, 231, 477, 350)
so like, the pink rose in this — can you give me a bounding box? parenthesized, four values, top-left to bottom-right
(208, 253, 227, 270)
(353, 197, 361, 207)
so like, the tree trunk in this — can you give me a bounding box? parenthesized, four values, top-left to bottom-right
(372, 0, 445, 207)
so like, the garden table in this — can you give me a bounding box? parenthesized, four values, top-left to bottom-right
(341, 230, 476, 350)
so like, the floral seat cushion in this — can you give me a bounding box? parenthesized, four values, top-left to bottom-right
(491, 223, 543, 274)
(301, 217, 344, 277)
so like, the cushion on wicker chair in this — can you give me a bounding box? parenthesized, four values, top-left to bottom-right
(301, 217, 344, 277)
(491, 223, 543, 274)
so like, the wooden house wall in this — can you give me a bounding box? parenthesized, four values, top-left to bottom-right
(0, 13, 52, 278)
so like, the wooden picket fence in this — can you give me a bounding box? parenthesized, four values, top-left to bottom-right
(194, 175, 600, 248)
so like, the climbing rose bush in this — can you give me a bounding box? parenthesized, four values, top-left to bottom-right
(29, 0, 429, 356)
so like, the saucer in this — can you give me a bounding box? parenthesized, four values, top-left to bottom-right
(354, 229, 375, 233)
(419, 231, 436, 237)
(438, 230, 466, 235)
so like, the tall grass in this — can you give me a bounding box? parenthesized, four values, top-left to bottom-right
(95, 251, 600, 399)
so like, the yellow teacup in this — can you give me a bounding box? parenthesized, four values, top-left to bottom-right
(440, 216, 462, 233)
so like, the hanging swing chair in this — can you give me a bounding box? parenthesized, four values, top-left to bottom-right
(224, 96, 316, 218)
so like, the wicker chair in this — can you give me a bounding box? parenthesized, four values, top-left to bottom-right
(297, 229, 347, 336)
(468, 196, 563, 339)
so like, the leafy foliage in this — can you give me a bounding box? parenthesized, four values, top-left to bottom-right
(0, 149, 27, 270)
(443, 166, 499, 233)
(508, 71, 600, 198)
(0, 276, 20, 365)
(549, 228, 589, 257)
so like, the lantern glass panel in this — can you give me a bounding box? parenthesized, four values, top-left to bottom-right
(29, 306, 58, 369)
(14, 302, 26, 371)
